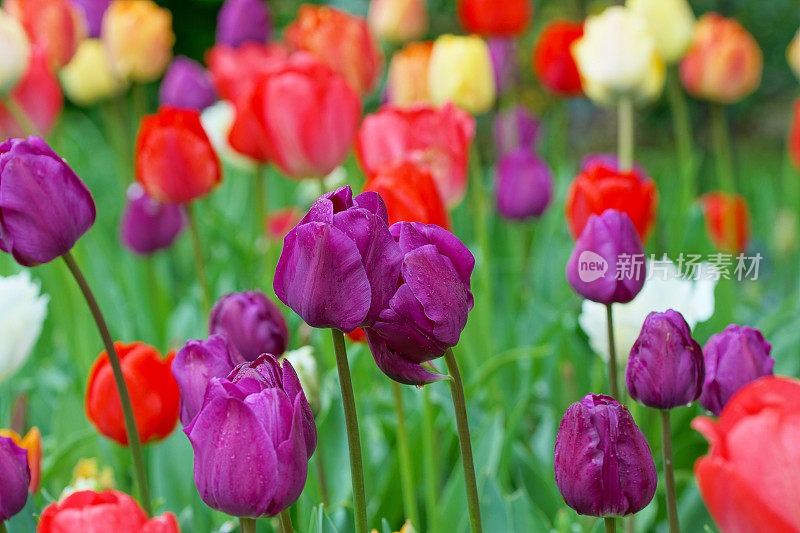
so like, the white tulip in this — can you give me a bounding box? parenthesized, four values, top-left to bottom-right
(0, 271, 48, 383)
(627, 0, 695, 64)
(0, 12, 30, 94)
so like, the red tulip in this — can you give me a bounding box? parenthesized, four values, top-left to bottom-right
(701, 191, 750, 253)
(85, 342, 180, 446)
(347, 328, 367, 343)
(457, 0, 532, 36)
(136, 107, 222, 203)
(356, 103, 475, 207)
(693, 376, 800, 533)
(206, 42, 289, 103)
(363, 160, 450, 229)
(4, 0, 85, 69)
(285, 4, 383, 95)
(532, 20, 584, 97)
(39, 490, 180, 532)
(0, 46, 63, 139)
(266, 207, 303, 241)
(788, 98, 800, 171)
(565, 157, 658, 242)
(228, 52, 361, 176)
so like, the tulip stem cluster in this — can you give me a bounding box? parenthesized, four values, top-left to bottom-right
(617, 98, 635, 172)
(185, 204, 212, 311)
(330, 329, 368, 533)
(62, 252, 152, 516)
(240, 517, 255, 533)
(392, 382, 421, 530)
(659, 410, 681, 533)
(605, 304, 620, 399)
(444, 348, 482, 533)
(604, 517, 616, 533)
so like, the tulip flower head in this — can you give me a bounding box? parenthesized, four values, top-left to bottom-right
(428, 34, 496, 114)
(0, 12, 30, 94)
(789, 27, 800, 82)
(0, 427, 41, 492)
(120, 183, 185, 255)
(209, 291, 289, 362)
(532, 20, 584, 97)
(4, 0, 86, 69)
(159, 56, 217, 112)
(60, 39, 128, 106)
(0, 271, 47, 383)
(216, 0, 271, 48)
(627, 0, 695, 64)
(457, 0, 532, 37)
(368, 0, 428, 43)
(495, 149, 553, 221)
(0, 434, 30, 521)
(69, 0, 110, 38)
(554, 394, 657, 517)
(700, 191, 750, 253)
(386, 41, 433, 107)
(206, 42, 289, 104)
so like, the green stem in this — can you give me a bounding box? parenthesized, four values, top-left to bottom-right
(617, 98, 634, 172)
(279, 510, 294, 533)
(469, 144, 493, 357)
(240, 517, 256, 533)
(667, 69, 696, 204)
(444, 349, 482, 533)
(422, 387, 440, 533)
(392, 382, 420, 530)
(1, 520, 7, 533)
(516, 223, 535, 313)
(710, 103, 736, 193)
(255, 165, 266, 241)
(551, 99, 569, 173)
(605, 304, 620, 400)
(331, 329, 368, 533)
(605, 517, 617, 533)
(3, 97, 38, 137)
(315, 451, 330, 507)
(660, 410, 680, 533)
(185, 204, 211, 312)
(62, 252, 152, 516)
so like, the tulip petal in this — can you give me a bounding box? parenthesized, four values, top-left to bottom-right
(0, 435, 30, 521)
(279, 359, 317, 456)
(366, 329, 448, 386)
(263, 395, 309, 516)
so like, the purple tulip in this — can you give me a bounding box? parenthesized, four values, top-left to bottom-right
(626, 310, 705, 409)
(216, 0, 271, 48)
(493, 104, 541, 158)
(209, 291, 289, 361)
(159, 57, 217, 111)
(0, 137, 96, 267)
(172, 335, 243, 426)
(495, 149, 553, 220)
(120, 183, 185, 255)
(70, 0, 110, 38)
(367, 221, 474, 385)
(274, 186, 403, 333)
(184, 354, 315, 518)
(565, 209, 645, 305)
(699, 325, 774, 416)
(0, 435, 30, 521)
(487, 37, 518, 96)
(554, 394, 657, 517)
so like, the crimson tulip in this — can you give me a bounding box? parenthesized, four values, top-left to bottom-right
(0, 46, 63, 139)
(700, 192, 750, 253)
(532, 20, 584, 97)
(457, 0, 532, 36)
(85, 341, 180, 446)
(206, 42, 289, 103)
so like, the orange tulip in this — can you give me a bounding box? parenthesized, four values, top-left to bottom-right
(0, 427, 41, 492)
(4, 0, 85, 69)
(386, 41, 433, 107)
(701, 191, 750, 253)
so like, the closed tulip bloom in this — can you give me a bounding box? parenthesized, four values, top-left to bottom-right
(206, 42, 289, 103)
(0, 12, 30, 95)
(0, 434, 29, 522)
(457, 0, 531, 36)
(0, 427, 41, 492)
(0, 136, 95, 266)
(386, 41, 432, 107)
(4, 0, 85, 69)
(428, 34, 496, 114)
(102, 0, 174, 82)
(495, 149, 553, 221)
(554, 394, 657, 517)
(185, 354, 315, 518)
(172, 335, 242, 427)
(626, 309, 705, 409)
(368, 221, 474, 385)
(356, 103, 476, 207)
(209, 291, 289, 361)
(136, 107, 222, 204)
(368, 0, 427, 43)
(566, 210, 646, 305)
(228, 52, 361, 176)
(699, 325, 774, 416)
(69, 0, 110, 38)
(60, 39, 127, 107)
(566, 156, 658, 242)
(86, 341, 180, 445)
(216, 0, 270, 48)
(680, 14, 762, 104)
(0, 271, 47, 383)
(700, 192, 750, 253)
(364, 161, 450, 229)
(532, 20, 584, 97)
(0, 46, 63, 139)
(572, 6, 665, 106)
(39, 490, 180, 532)
(487, 37, 518, 96)
(693, 376, 800, 533)
(274, 186, 403, 333)
(159, 57, 216, 111)
(119, 183, 185, 255)
(493, 104, 541, 157)
(627, 0, 694, 64)
(285, 5, 383, 95)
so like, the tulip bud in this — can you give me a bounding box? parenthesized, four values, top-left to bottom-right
(368, 0, 428, 43)
(493, 104, 541, 158)
(60, 39, 127, 106)
(571, 6, 665, 106)
(0, 271, 47, 383)
(69, 0, 110, 38)
(0, 428, 41, 492)
(554, 394, 657, 517)
(274, 186, 403, 333)
(0, 136, 95, 267)
(216, 0, 271, 48)
(700, 191, 750, 253)
(0, 47, 63, 139)
(119, 183, 185, 255)
(566, 210, 646, 305)
(625, 309, 705, 409)
(627, 0, 695, 64)
(185, 355, 316, 518)
(102, 0, 174, 82)
(386, 41, 432, 107)
(5, 0, 85, 69)
(680, 13, 762, 104)
(159, 56, 216, 112)
(487, 37, 518, 96)
(0, 12, 30, 95)
(788, 28, 800, 82)
(209, 291, 289, 361)
(457, 0, 532, 37)
(495, 149, 553, 221)
(282, 346, 319, 412)
(698, 325, 774, 416)
(428, 34, 496, 114)
(39, 490, 179, 532)
(0, 434, 30, 521)
(532, 20, 583, 97)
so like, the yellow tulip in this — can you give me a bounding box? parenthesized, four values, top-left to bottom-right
(0, 12, 30, 94)
(368, 0, 428, 43)
(102, 0, 174, 82)
(60, 39, 127, 106)
(627, 0, 695, 64)
(428, 34, 495, 114)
